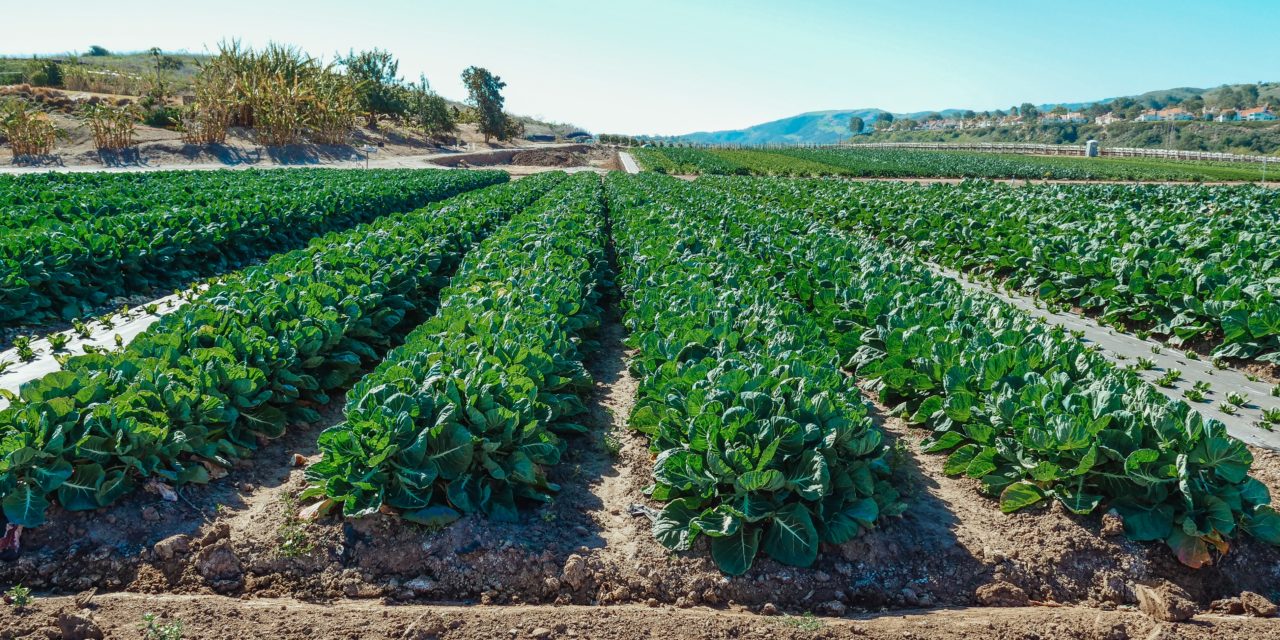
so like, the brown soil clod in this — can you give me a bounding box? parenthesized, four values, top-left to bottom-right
(1135, 582, 1198, 622)
(975, 581, 1030, 607)
(1240, 591, 1278, 617)
(55, 608, 104, 640)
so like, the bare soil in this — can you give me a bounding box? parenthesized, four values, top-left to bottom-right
(2, 595, 1279, 640)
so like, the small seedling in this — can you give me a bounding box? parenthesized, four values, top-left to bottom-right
(145, 303, 159, 314)
(1184, 350, 1199, 361)
(1136, 357, 1158, 371)
(1261, 407, 1280, 424)
(779, 613, 824, 631)
(114, 334, 124, 348)
(603, 433, 622, 458)
(1212, 358, 1229, 370)
(48, 332, 70, 352)
(72, 318, 93, 339)
(1183, 388, 1207, 403)
(1070, 329, 1085, 340)
(1156, 369, 1182, 387)
(1271, 385, 1280, 398)
(0, 360, 12, 375)
(98, 313, 115, 329)
(275, 493, 314, 559)
(13, 336, 37, 362)
(4, 584, 32, 609)
(1226, 392, 1248, 407)
(1246, 373, 1261, 382)
(140, 613, 184, 640)
(1219, 403, 1238, 416)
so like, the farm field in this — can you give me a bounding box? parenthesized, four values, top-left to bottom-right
(703, 177, 1280, 375)
(0, 168, 506, 340)
(0, 168, 1279, 639)
(631, 146, 1277, 182)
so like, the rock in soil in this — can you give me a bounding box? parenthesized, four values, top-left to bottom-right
(401, 612, 447, 640)
(153, 534, 190, 561)
(974, 581, 1029, 607)
(55, 609, 104, 640)
(1135, 582, 1198, 622)
(560, 554, 590, 591)
(197, 541, 242, 582)
(1210, 598, 1245, 615)
(1100, 511, 1125, 537)
(1240, 591, 1278, 617)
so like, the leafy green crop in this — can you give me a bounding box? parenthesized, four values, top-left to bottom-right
(629, 146, 1272, 181)
(0, 173, 565, 528)
(0, 168, 506, 326)
(307, 173, 609, 522)
(684, 174, 1280, 567)
(708, 177, 1280, 368)
(607, 173, 903, 576)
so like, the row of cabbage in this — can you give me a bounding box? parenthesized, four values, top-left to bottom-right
(305, 172, 610, 524)
(688, 174, 1280, 566)
(0, 170, 355, 230)
(0, 168, 506, 326)
(717, 177, 1280, 368)
(605, 172, 905, 575)
(0, 173, 565, 528)
(630, 147, 1268, 181)
(776, 148, 1268, 181)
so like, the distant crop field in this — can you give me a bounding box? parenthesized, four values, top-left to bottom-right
(631, 146, 1275, 181)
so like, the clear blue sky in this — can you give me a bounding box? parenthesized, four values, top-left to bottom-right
(4, 0, 1277, 135)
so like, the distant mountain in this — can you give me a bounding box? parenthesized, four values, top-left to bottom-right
(673, 83, 1279, 145)
(678, 108, 964, 146)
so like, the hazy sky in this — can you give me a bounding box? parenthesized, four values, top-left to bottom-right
(4, 0, 1277, 135)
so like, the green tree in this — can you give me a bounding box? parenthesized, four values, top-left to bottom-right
(1020, 103, 1039, 119)
(849, 116, 865, 135)
(874, 112, 894, 130)
(341, 49, 408, 127)
(461, 66, 508, 143)
(1242, 84, 1261, 107)
(405, 75, 455, 137)
(86, 45, 110, 57)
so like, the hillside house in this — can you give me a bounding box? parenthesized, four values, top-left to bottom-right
(1157, 107, 1195, 121)
(1096, 112, 1122, 125)
(1136, 110, 1161, 122)
(1216, 111, 1240, 122)
(1240, 105, 1277, 121)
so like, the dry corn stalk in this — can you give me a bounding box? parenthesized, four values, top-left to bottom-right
(1, 100, 58, 157)
(82, 102, 140, 150)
